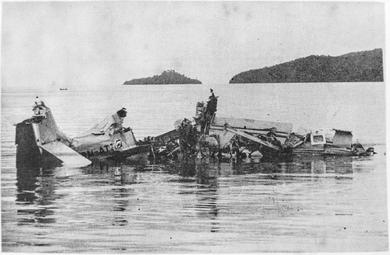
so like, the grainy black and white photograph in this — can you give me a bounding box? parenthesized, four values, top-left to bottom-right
(1, 0, 388, 253)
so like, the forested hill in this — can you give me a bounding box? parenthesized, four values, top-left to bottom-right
(123, 70, 202, 85)
(229, 49, 383, 83)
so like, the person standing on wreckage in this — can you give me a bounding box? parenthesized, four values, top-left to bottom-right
(207, 89, 217, 117)
(201, 89, 218, 134)
(196, 89, 220, 159)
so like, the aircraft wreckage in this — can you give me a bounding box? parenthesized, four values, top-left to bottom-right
(150, 90, 375, 162)
(15, 100, 149, 168)
(16, 91, 375, 168)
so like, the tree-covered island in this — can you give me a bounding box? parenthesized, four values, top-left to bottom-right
(229, 49, 383, 83)
(123, 70, 202, 85)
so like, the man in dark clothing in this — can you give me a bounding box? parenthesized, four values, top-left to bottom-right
(206, 89, 218, 115)
(200, 89, 217, 134)
(209, 89, 215, 99)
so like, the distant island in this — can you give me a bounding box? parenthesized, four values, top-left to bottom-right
(123, 70, 202, 85)
(229, 49, 383, 83)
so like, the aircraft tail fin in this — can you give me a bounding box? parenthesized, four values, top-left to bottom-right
(16, 101, 90, 168)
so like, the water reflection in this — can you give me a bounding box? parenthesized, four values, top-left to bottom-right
(228, 156, 353, 177)
(14, 155, 354, 233)
(83, 160, 140, 185)
(143, 156, 354, 233)
(112, 187, 130, 227)
(195, 161, 220, 232)
(82, 160, 138, 227)
(16, 166, 59, 226)
(16, 166, 41, 204)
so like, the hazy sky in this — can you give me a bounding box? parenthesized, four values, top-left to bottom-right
(1, 1, 385, 91)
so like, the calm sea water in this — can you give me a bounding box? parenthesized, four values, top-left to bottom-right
(1, 83, 388, 252)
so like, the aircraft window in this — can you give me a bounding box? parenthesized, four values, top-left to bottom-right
(312, 135, 324, 143)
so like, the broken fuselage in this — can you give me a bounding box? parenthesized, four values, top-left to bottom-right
(15, 102, 149, 168)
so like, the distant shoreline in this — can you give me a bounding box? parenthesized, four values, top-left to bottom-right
(229, 49, 383, 84)
(122, 83, 202, 86)
(229, 81, 384, 84)
(123, 70, 202, 85)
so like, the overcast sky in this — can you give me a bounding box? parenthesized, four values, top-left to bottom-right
(1, 1, 385, 91)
